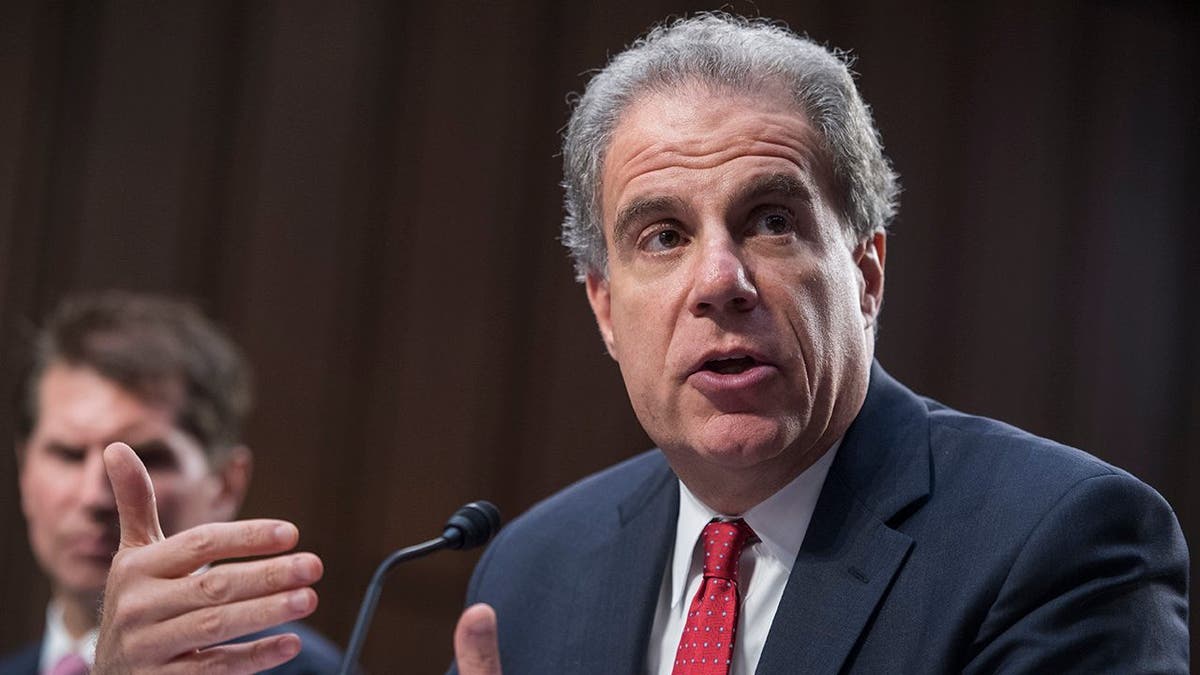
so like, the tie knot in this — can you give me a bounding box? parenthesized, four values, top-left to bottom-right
(700, 519, 756, 581)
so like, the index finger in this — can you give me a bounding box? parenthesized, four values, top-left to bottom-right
(148, 520, 301, 578)
(104, 442, 165, 549)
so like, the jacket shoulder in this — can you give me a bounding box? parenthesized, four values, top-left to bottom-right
(924, 399, 1158, 506)
(500, 449, 671, 537)
(0, 642, 40, 675)
(464, 450, 671, 601)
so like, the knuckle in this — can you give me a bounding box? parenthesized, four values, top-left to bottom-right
(108, 547, 143, 580)
(244, 522, 273, 549)
(119, 595, 151, 626)
(197, 608, 226, 642)
(251, 639, 283, 670)
(121, 632, 153, 666)
(182, 649, 238, 675)
(110, 547, 134, 570)
(186, 529, 217, 558)
(104, 595, 141, 631)
(263, 561, 283, 590)
(197, 570, 231, 603)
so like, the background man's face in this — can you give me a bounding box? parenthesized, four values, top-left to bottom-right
(586, 84, 884, 494)
(18, 364, 234, 601)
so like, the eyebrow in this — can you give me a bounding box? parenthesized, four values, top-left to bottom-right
(127, 439, 171, 455)
(45, 440, 84, 453)
(612, 195, 685, 245)
(733, 172, 814, 206)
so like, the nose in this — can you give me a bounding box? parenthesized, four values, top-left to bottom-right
(79, 447, 117, 514)
(687, 234, 759, 316)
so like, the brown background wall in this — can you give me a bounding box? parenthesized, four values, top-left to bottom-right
(2, 1, 1196, 671)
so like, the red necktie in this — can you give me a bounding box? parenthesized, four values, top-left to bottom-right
(671, 519, 757, 675)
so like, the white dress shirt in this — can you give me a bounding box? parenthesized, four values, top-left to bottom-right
(38, 601, 98, 672)
(646, 441, 840, 675)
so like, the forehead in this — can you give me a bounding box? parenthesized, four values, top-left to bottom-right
(600, 85, 828, 227)
(33, 363, 181, 444)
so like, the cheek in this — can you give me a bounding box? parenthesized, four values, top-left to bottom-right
(20, 468, 66, 524)
(152, 475, 219, 533)
(148, 475, 189, 528)
(772, 266, 862, 385)
(802, 259, 863, 330)
(609, 287, 672, 365)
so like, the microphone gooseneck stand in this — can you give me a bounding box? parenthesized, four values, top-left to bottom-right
(337, 501, 501, 675)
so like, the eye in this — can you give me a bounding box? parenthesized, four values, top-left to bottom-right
(749, 208, 795, 236)
(47, 443, 85, 463)
(640, 225, 687, 253)
(131, 443, 179, 471)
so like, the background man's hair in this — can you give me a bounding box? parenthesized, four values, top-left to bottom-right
(560, 12, 900, 280)
(15, 290, 253, 462)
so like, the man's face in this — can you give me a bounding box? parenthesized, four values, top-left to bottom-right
(18, 363, 243, 601)
(586, 85, 885, 504)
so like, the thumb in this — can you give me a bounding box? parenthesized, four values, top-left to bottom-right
(103, 442, 165, 549)
(454, 603, 502, 675)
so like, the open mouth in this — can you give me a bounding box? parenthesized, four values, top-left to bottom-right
(701, 356, 759, 375)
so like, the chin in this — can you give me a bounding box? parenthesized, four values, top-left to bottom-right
(689, 412, 797, 468)
(59, 564, 111, 597)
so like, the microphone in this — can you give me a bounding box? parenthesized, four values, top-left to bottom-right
(337, 501, 501, 675)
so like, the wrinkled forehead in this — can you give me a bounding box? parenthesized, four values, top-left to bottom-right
(609, 77, 803, 144)
(600, 83, 841, 226)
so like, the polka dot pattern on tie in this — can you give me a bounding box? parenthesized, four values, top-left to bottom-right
(671, 519, 757, 675)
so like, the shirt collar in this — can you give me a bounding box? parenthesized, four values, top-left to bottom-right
(40, 600, 99, 670)
(668, 439, 841, 609)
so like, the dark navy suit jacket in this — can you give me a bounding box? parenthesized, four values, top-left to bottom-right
(451, 363, 1188, 673)
(0, 622, 342, 675)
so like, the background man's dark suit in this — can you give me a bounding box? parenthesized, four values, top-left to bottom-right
(0, 623, 342, 675)
(452, 363, 1188, 673)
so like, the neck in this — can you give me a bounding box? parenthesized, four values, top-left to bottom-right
(675, 442, 829, 514)
(56, 591, 100, 639)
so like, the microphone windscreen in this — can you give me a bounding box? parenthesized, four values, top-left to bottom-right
(442, 500, 502, 549)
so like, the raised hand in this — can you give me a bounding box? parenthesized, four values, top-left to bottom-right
(454, 603, 503, 675)
(94, 442, 323, 674)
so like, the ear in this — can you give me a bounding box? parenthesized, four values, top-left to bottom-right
(16, 441, 33, 518)
(853, 231, 886, 329)
(584, 273, 618, 359)
(211, 445, 252, 520)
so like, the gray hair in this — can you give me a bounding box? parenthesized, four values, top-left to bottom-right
(561, 13, 900, 280)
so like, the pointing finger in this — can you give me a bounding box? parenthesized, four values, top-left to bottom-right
(454, 603, 503, 675)
(148, 520, 300, 580)
(104, 442, 165, 549)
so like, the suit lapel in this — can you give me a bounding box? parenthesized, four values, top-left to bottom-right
(564, 455, 679, 674)
(757, 363, 931, 674)
(756, 474, 914, 673)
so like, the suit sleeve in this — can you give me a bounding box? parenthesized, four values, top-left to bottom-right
(965, 472, 1189, 673)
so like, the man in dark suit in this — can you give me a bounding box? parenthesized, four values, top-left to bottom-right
(449, 13, 1188, 674)
(2, 292, 340, 674)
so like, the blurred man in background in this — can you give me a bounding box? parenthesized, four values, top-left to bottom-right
(1, 291, 340, 675)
